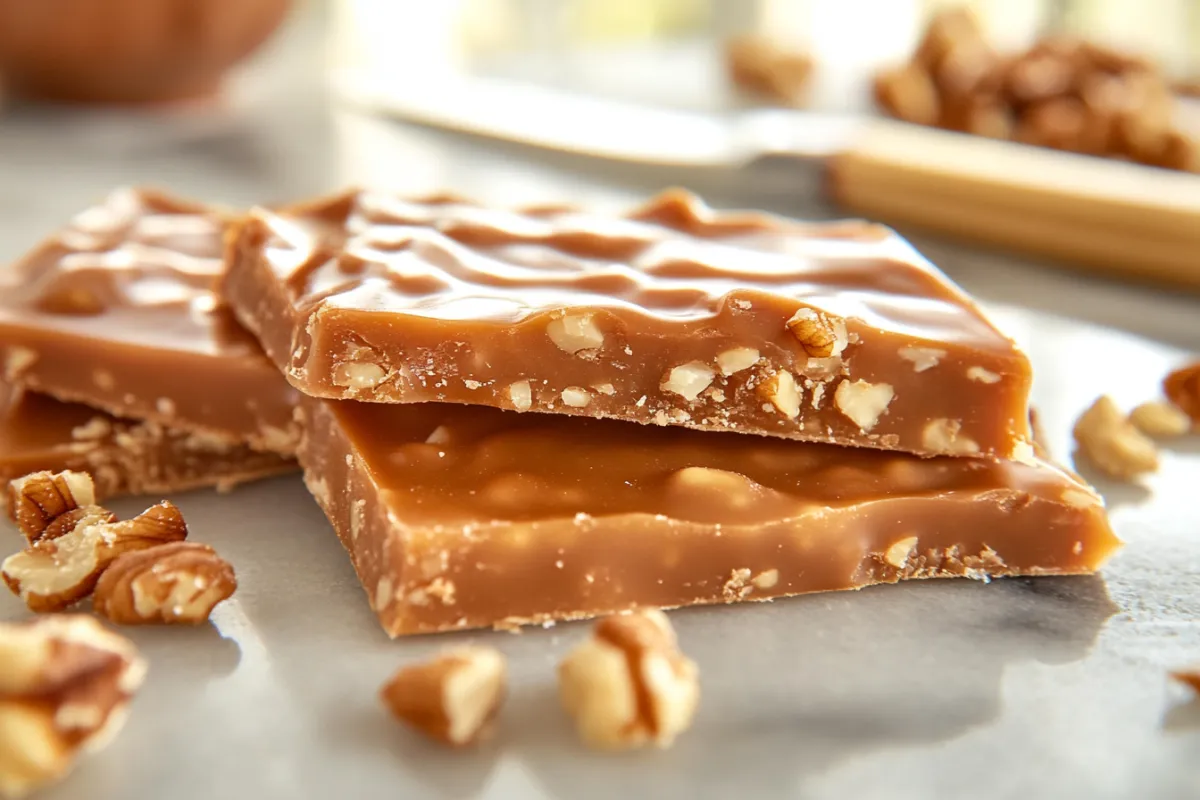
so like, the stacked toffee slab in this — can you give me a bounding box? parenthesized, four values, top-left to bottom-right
(0, 189, 297, 498)
(219, 188, 1118, 636)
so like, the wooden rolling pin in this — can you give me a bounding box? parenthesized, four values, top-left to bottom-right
(827, 120, 1200, 291)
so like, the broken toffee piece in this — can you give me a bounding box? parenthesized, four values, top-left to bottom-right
(225, 189, 1033, 459)
(296, 398, 1119, 637)
(0, 187, 299, 455)
(0, 381, 294, 504)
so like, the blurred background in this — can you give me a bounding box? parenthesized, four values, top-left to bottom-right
(332, 0, 1200, 111)
(0, 0, 1197, 343)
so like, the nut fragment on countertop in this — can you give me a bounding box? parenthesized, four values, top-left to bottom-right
(1129, 400, 1191, 438)
(38, 506, 118, 544)
(93, 542, 236, 625)
(833, 380, 894, 432)
(1072, 396, 1159, 480)
(547, 314, 604, 354)
(557, 609, 699, 750)
(2, 501, 188, 613)
(7, 471, 96, 543)
(1170, 666, 1200, 693)
(786, 308, 847, 358)
(380, 647, 507, 746)
(0, 615, 146, 799)
(1163, 362, 1200, 423)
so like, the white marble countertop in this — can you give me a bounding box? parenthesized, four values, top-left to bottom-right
(1, 7, 1198, 800)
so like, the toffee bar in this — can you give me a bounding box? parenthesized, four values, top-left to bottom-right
(296, 398, 1119, 637)
(0, 381, 295, 503)
(0, 187, 299, 454)
(226, 189, 1033, 459)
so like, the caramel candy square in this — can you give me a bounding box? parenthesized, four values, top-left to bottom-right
(296, 398, 1118, 636)
(0, 188, 299, 454)
(223, 189, 1034, 459)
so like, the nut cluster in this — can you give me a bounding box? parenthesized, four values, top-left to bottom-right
(2, 470, 236, 623)
(0, 615, 146, 798)
(874, 8, 1198, 172)
(379, 609, 700, 752)
(1072, 361, 1199, 481)
(1073, 396, 1159, 480)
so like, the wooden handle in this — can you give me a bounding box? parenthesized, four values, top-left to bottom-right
(827, 120, 1200, 291)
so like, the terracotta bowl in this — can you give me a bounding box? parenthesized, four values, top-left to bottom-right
(0, 0, 292, 104)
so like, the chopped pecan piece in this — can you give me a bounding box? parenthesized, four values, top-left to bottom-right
(0, 615, 146, 798)
(380, 647, 507, 746)
(557, 609, 699, 750)
(94, 542, 236, 625)
(6, 471, 96, 543)
(2, 501, 188, 612)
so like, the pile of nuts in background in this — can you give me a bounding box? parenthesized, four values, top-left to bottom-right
(874, 7, 1199, 172)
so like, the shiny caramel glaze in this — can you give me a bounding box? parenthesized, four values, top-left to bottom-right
(297, 398, 1118, 636)
(227, 189, 1032, 458)
(0, 380, 295, 503)
(0, 188, 299, 453)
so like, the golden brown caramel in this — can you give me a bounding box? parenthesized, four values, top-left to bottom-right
(296, 398, 1118, 637)
(225, 189, 1034, 459)
(0, 188, 299, 454)
(0, 381, 294, 503)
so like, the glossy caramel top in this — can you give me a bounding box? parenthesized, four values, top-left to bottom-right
(0, 187, 261, 359)
(331, 400, 1096, 528)
(259, 189, 1016, 353)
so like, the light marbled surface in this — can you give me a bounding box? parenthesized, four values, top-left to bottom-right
(0, 7, 1198, 800)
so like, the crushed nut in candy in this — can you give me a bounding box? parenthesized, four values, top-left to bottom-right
(786, 308, 848, 358)
(758, 371, 802, 418)
(834, 380, 894, 432)
(547, 314, 604, 354)
(661, 362, 715, 402)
